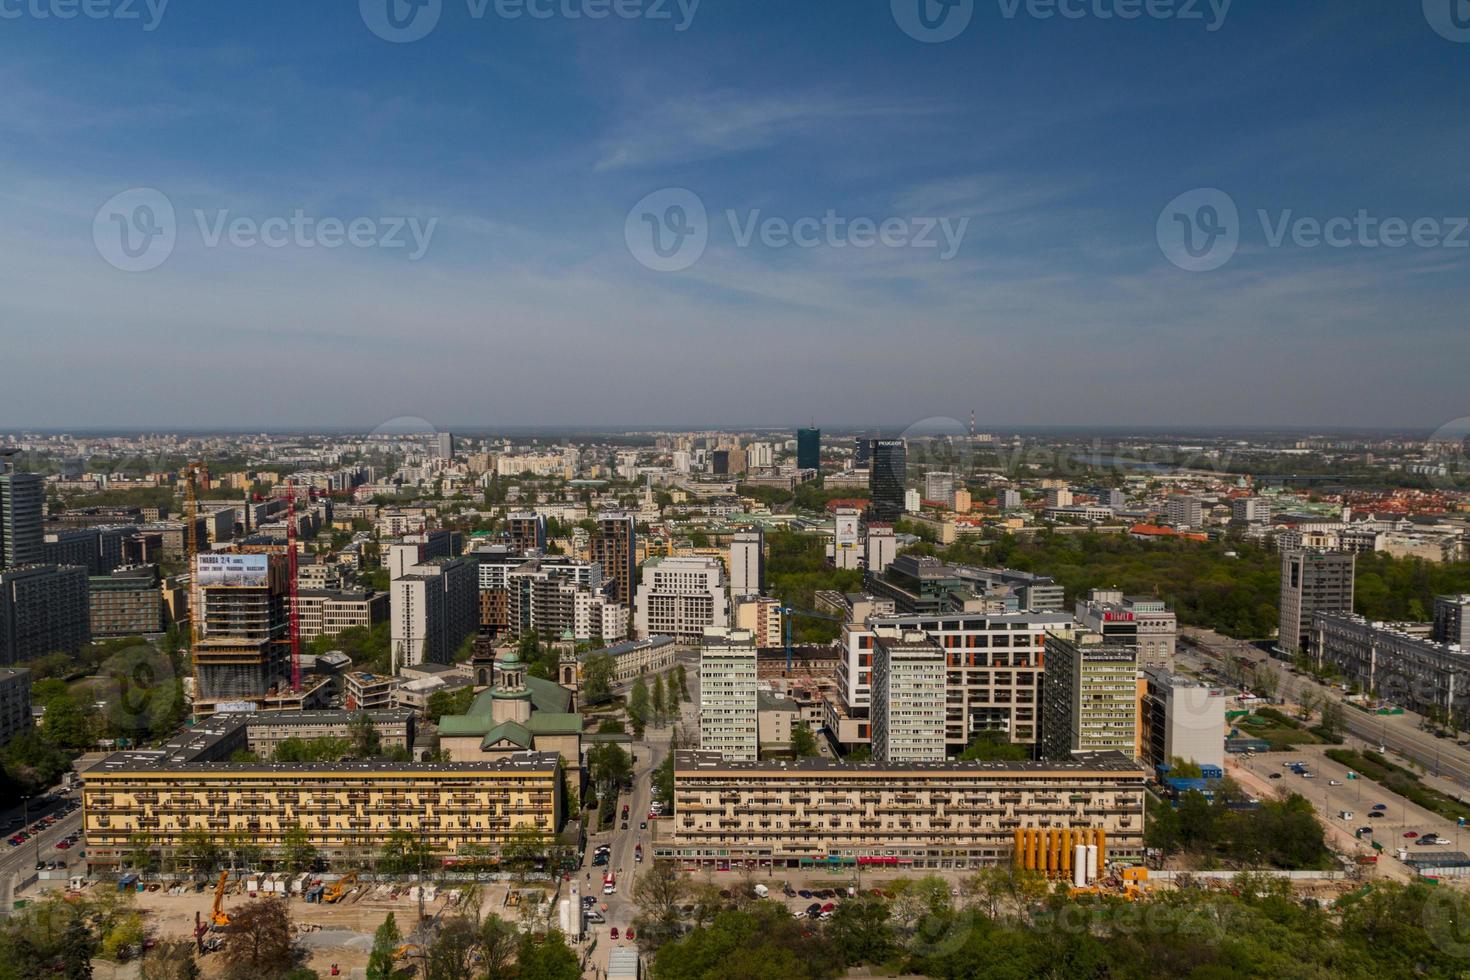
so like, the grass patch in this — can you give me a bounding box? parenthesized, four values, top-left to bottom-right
(1325, 748, 1470, 823)
(1239, 709, 1325, 751)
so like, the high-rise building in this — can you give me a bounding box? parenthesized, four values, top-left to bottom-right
(506, 512, 547, 553)
(711, 450, 730, 476)
(796, 428, 821, 471)
(853, 436, 871, 468)
(0, 565, 90, 666)
(698, 626, 758, 761)
(1165, 495, 1203, 529)
(432, 431, 455, 460)
(729, 529, 764, 598)
(1140, 667, 1225, 772)
(1278, 549, 1355, 657)
(870, 630, 946, 762)
(1041, 628, 1138, 761)
(0, 668, 32, 746)
(733, 595, 783, 647)
(1000, 488, 1022, 510)
(1433, 595, 1470, 647)
(89, 567, 166, 637)
(867, 439, 906, 523)
(924, 471, 955, 508)
(391, 555, 478, 669)
(1044, 487, 1074, 509)
(0, 459, 44, 569)
(633, 556, 729, 640)
(590, 512, 637, 607)
(192, 552, 291, 707)
(1231, 497, 1271, 525)
(830, 507, 863, 570)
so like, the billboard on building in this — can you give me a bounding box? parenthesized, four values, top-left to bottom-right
(196, 553, 270, 587)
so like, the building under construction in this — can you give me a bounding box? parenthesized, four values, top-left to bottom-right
(191, 551, 327, 716)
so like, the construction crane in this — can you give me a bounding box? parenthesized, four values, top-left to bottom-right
(210, 870, 231, 927)
(183, 461, 206, 653)
(780, 605, 844, 672)
(285, 480, 302, 692)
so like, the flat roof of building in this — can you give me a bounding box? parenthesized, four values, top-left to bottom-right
(86, 749, 560, 776)
(674, 749, 1144, 775)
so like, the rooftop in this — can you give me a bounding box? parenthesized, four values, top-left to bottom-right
(674, 749, 1145, 776)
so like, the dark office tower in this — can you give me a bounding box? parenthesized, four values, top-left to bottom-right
(868, 439, 907, 523)
(711, 451, 730, 476)
(853, 436, 871, 467)
(590, 512, 637, 607)
(0, 454, 44, 570)
(797, 428, 821, 471)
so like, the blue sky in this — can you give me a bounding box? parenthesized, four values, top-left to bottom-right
(1, 0, 1466, 430)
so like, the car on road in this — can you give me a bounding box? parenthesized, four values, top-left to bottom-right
(640, 821, 647, 830)
(1404, 831, 1420, 838)
(1372, 804, 1387, 811)
(1368, 811, 1383, 818)
(1301, 772, 1316, 779)
(585, 910, 605, 924)
(626, 928, 635, 941)
(1418, 836, 1448, 846)
(1269, 773, 1282, 779)
(620, 822, 628, 830)
(610, 928, 619, 940)
(1329, 780, 1342, 786)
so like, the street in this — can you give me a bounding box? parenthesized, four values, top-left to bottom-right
(1, 791, 85, 902)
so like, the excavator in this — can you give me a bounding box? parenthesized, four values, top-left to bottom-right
(211, 871, 232, 928)
(324, 872, 358, 904)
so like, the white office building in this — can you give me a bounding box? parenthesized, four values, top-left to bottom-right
(634, 556, 730, 640)
(870, 630, 946, 763)
(699, 627, 758, 761)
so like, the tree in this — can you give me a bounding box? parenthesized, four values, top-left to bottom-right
(587, 742, 632, 815)
(350, 711, 382, 758)
(825, 894, 897, 967)
(500, 825, 550, 886)
(221, 898, 295, 980)
(790, 723, 820, 758)
(477, 915, 518, 980)
(652, 674, 667, 728)
(628, 678, 650, 737)
(280, 824, 317, 873)
(376, 831, 431, 876)
(580, 654, 615, 705)
(60, 910, 96, 980)
(140, 940, 201, 980)
(366, 913, 402, 980)
(423, 918, 478, 980)
(513, 931, 580, 980)
(631, 860, 688, 950)
(675, 663, 688, 701)
(958, 731, 1030, 761)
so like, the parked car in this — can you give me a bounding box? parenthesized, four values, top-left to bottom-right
(804, 903, 822, 918)
(1269, 773, 1282, 779)
(1404, 831, 1420, 838)
(610, 928, 619, 940)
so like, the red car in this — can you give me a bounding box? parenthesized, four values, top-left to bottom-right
(610, 928, 619, 940)
(1404, 831, 1420, 838)
(626, 928, 635, 941)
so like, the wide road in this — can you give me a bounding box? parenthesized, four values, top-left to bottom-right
(1180, 627, 1470, 795)
(582, 650, 697, 975)
(1, 791, 85, 902)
